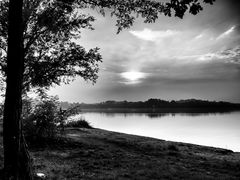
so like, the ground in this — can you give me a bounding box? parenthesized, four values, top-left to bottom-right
(0, 125, 240, 179)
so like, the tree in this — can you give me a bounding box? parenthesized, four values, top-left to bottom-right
(2, 0, 33, 179)
(1, 0, 215, 179)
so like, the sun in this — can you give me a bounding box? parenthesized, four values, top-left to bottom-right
(120, 71, 146, 83)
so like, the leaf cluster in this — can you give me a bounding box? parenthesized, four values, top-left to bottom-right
(75, 0, 215, 33)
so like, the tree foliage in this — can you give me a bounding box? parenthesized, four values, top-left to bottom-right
(0, 0, 102, 92)
(61, 0, 215, 33)
(0, 0, 215, 92)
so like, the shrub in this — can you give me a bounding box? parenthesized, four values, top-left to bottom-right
(22, 93, 83, 143)
(23, 95, 60, 142)
(65, 118, 92, 129)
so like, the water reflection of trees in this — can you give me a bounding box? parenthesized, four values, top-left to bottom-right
(146, 113, 170, 118)
(77, 110, 237, 119)
(146, 111, 235, 119)
(101, 112, 146, 118)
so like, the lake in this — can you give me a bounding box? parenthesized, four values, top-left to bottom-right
(71, 111, 240, 152)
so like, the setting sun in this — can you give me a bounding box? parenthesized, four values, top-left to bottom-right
(120, 71, 146, 82)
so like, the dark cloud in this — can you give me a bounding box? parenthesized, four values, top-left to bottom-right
(217, 46, 240, 64)
(235, 25, 240, 34)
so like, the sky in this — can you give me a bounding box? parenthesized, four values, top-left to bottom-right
(48, 0, 240, 103)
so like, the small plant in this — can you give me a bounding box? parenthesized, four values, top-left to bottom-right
(65, 118, 93, 129)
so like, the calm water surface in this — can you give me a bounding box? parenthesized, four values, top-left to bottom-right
(71, 111, 240, 152)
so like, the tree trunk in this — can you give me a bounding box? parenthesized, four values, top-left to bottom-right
(3, 0, 33, 179)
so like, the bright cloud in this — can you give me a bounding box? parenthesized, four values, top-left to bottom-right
(216, 26, 235, 40)
(195, 34, 203, 39)
(129, 28, 179, 41)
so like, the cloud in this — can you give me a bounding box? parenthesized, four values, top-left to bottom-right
(195, 34, 204, 39)
(216, 26, 235, 40)
(176, 46, 240, 64)
(129, 28, 179, 41)
(197, 46, 240, 62)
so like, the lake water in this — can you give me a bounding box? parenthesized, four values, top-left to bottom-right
(71, 111, 240, 152)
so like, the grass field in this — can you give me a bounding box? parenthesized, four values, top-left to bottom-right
(0, 126, 240, 179)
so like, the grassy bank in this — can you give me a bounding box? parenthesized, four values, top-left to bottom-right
(0, 127, 240, 179)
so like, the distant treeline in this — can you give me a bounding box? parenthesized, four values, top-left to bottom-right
(60, 99, 240, 113)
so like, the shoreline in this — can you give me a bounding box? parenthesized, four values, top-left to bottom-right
(95, 128, 239, 153)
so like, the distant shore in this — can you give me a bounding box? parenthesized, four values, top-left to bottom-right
(61, 99, 240, 113)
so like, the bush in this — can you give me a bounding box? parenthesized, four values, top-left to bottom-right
(23, 95, 60, 142)
(22, 93, 83, 144)
(65, 118, 92, 129)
